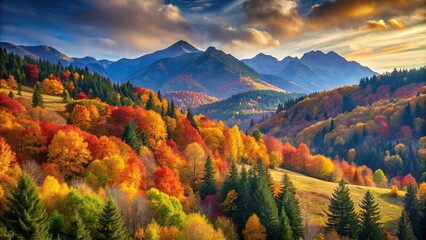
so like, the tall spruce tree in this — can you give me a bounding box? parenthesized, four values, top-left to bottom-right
(402, 103, 414, 126)
(1, 173, 50, 239)
(236, 165, 252, 231)
(358, 191, 385, 240)
(326, 180, 359, 238)
(68, 212, 91, 240)
(96, 198, 128, 240)
(145, 93, 155, 111)
(200, 155, 216, 198)
(398, 211, 416, 240)
(254, 165, 281, 240)
(122, 122, 141, 152)
(186, 107, 199, 131)
(221, 162, 240, 202)
(278, 174, 303, 240)
(280, 206, 293, 240)
(32, 82, 44, 108)
(403, 184, 421, 239)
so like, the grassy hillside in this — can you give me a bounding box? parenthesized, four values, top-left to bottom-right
(265, 166, 403, 234)
(0, 87, 66, 113)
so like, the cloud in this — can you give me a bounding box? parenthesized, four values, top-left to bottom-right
(389, 18, 405, 29)
(362, 19, 388, 30)
(307, 0, 421, 30)
(242, 0, 303, 39)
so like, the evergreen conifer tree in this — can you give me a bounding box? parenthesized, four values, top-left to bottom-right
(280, 206, 293, 240)
(403, 184, 421, 239)
(18, 82, 22, 96)
(122, 122, 140, 152)
(32, 82, 44, 108)
(68, 212, 91, 240)
(330, 119, 335, 131)
(358, 191, 384, 240)
(186, 107, 199, 131)
(398, 211, 416, 240)
(254, 167, 281, 239)
(145, 93, 155, 111)
(221, 162, 240, 202)
(200, 155, 216, 198)
(325, 180, 359, 238)
(402, 103, 414, 126)
(1, 173, 50, 239)
(96, 198, 128, 240)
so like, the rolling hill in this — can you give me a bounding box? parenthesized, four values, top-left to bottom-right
(194, 90, 302, 129)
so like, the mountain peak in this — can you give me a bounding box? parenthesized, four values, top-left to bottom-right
(167, 40, 200, 53)
(253, 53, 278, 61)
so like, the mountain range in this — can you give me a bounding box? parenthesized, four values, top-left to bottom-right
(0, 40, 376, 98)
(242, 52, 376, 92)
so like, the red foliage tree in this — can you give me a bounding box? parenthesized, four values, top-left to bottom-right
(400, 174, 418, 189)
(0, 93, 23, 115)
(77, 92, 89, 100)
(154, 166, 185, 201)
(25, 64, 39, 84)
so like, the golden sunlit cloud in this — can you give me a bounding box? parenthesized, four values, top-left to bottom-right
(389, 18, 405, 29)
(345, 43, 413, 59)
(362, 19, 388, 30)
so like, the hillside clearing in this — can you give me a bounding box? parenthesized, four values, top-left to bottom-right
(239, 165, 404, 235)
(1, 87, 66, 113)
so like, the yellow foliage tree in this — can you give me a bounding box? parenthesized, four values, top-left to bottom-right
(71, 105, 91, 130)
(242, 214, 266, 240)
(183, 143, 206, 189)
(47, 130, 92, 180)
(0, 137, 16, 176)
(136, 110, 168, 149)
(181, 213, 225, 240)
(39, 175, 70, 213)
(42, 78, 64, 95)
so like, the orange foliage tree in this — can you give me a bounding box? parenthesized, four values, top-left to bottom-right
(47, 130, 92, 180)
(154, 166, 185, 201)
(243, 214, 266, 240)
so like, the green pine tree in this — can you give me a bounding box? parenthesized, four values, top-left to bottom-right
(122, 122, 141, 152)
(402, 103, 414, 126)
(235, 165, 252, 231)
(221, 162, 240, 202)
(330, 119, 335, 131)
(49, 211, 65, 239)
(68, 212, 92, 240)
(186, 107, 199, 131)
(325, 180, 359, 238)
(17, 82, 22, 96)
(254, 167, 281, 240)
(200, 155, 216, 198)
(358, 191, 385, 240)
(403, 184, 421, 239)
(398, 211, 416, 240)
(8, 90, 14, 98)
(277, 174, 303, 239)
(95, 198, 128, 240)
(32, 82, 44, 108)
(145, 93, 155, 111)
(1, 172, 50, 239)
(167, 101, 176, 118)
(280, 206, 293, 240)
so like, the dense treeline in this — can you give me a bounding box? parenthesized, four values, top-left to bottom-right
(1, 51, 425, 239)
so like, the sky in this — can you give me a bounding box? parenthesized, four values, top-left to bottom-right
(0, 0, 425, 72)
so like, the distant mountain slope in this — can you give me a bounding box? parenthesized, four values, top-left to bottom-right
(106, 40, 201, 81)
(128, 47, 284, 99)
(163, 91, 218, 109)
(243, 51, 376, 93)
(194, 90, 302, 129)
(0, 42, 72, 65)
